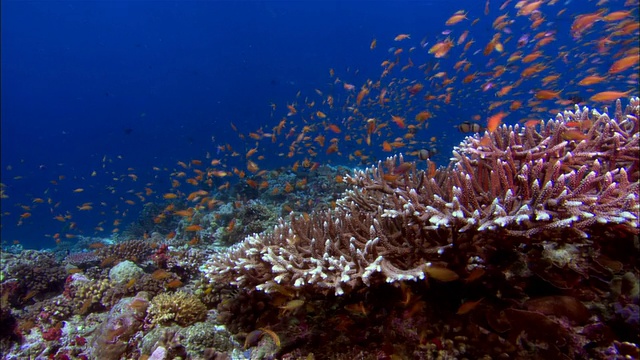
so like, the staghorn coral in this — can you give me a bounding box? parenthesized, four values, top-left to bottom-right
(146, 292, 207, 327)
(426, 97, 639, 238)
(202, 98, 639, 297)
(201, 99, 639, 358)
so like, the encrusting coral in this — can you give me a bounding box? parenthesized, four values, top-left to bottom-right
(202, 98, 639, 297)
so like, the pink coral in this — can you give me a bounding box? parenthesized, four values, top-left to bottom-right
(204, 99, 639, 297)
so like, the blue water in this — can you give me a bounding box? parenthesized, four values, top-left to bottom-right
(1, 0, 635, 248)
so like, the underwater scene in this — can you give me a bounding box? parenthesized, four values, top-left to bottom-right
(1, 0, 639, 359)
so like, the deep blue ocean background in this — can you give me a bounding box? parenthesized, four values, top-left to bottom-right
(1, 0, 629, 249)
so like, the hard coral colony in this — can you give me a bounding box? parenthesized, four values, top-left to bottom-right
(0, 1, 639, 360)
(201, 98, 639, 358)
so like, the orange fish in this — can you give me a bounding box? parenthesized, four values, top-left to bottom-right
(366, 118, 376, 135)
(407, 83, 424, 95)
(247, 160, 259, 173)
(185, 224, 203, 232)
(521, 51, 543, 63)
(326, 143, 339, 155)
(609, 54, 639, 74)
(344, 301, 368, 316)
(429, 39, 454, 58)
(590, 90, 632, 102)
(391, 115, 406, 128)
(456, 298, 484, 315)
(356, 87, 369, 106)
(393, 162, 413, 175)
(445, 11, 467, 26)
(535, 89, 561, 100)
(226, 218, 236, 232)
(427, 160, 437, 178)
(394, 34, 410, 41)
(245, 147, 258, 158)
(496, 85, 514, 97)
(378, 87, 387, 105)
(571, 11, 603, 37)
(163, 193, 178, 199)
(487, 112, 508, 132)
(327, 124, 341, 133)
(457, 30, 469, 45)
(518, 0, 542, 16)
(415, 111, 432, 122)
(524, 119, 542, 128)
(578, 75, 606, 86)
(561, 129, 588, 141)
(165, 279, 183, 289)
(604, 10, 631, 22)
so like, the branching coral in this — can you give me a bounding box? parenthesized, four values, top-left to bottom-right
(202, 98, 639, 297)
(424, 97, 639, 237)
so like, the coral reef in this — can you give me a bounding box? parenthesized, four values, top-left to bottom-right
(0, 99, 637, 359)
(203, 98, 639, 295)
(201, 99, 640, 358)
(1, 250, 67, 306)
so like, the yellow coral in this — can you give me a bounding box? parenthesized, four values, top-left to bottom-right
(146, 291, 207, 327)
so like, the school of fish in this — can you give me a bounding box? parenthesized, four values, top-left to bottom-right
(1, 0, 638, 245)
